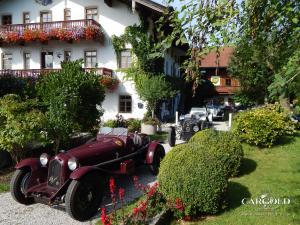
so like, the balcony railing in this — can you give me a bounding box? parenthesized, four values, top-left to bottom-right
(0, 19, 103, 44)
(0, 67, 113, 78)
(0, 19, 100, 32)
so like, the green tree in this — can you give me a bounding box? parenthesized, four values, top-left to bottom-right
(155, 0, 238, 93)
(229, 0, 300, 108)
(37, 60, 105, 152)
(125, 64, 176, 118)
(0, 94, 47, 162)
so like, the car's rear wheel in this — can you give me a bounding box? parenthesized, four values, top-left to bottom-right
(10, 169, 34, 205)
(65, 172, 104, 221)
(149, 145, 165, 175)
(168, 126, 176, 147)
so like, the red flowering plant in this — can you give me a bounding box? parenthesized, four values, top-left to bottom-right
(37, 30, 48, 43)
(4, 31, 21, 43)
(99, 176, 166, 225)
(122, 177, 166, 225)
(100, 76, 119, 92)
(23, 30, 37, 42)
(84, 25, 103, 41)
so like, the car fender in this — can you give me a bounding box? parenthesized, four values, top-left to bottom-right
(146, 141, 165, 165)
(15, 158, 41, 172)
(69, 166, 103, 180)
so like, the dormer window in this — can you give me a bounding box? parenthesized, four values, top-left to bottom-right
(40, 11, 52, 23)
(86, 7, 98, 21)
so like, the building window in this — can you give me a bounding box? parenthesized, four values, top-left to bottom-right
(1, 15, 12, 25)
(120, 50, 132, 68)
(85, 7, 98, 21)
(23, 12, 30, 24)
(64, 8, 71, 21)
(2, 53, 12, 70)
(24, 53, 30, 69)
(64, 51, 71, 62)
(119, 95, 132, 113)
(40, 11, 52, 23)
(225, 78, 231, 86)
(85, 51, 97, 68)
(41, 51, 53, 69)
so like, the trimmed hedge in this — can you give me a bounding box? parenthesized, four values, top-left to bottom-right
(189, 129, 243, 177)
(158, 143, 228, 216)
(233, 104, 295, 147)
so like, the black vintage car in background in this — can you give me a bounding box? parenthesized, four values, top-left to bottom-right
(168, 108, 211, 146)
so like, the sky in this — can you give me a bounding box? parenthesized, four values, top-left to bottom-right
(152, 0, 243, 9)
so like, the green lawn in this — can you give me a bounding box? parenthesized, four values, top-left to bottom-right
(172, 133, 300, 225)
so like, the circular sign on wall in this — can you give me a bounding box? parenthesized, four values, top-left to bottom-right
(211, 76, 220, 86)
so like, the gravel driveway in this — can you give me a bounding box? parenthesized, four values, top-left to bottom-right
(0, 143, 175, 225)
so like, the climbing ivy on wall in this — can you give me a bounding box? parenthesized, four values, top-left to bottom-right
(112, 17, 163, 73)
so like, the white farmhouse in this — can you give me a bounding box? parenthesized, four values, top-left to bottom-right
(0, 0, 186, 121)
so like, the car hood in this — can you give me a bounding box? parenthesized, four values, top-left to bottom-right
(56, 136, 124, 165)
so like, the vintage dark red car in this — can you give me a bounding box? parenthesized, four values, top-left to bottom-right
(10, 127, 165, 221)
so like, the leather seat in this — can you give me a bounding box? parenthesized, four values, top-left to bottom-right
(133, 133, 143, 147)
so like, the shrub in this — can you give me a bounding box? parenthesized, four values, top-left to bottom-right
(103, 118, 141, 132)
(158, 143, 228, 217)
(103, 119, 118, 128)
(126, 118, 141, 132)
(142, 116, 160, 126)
(233, 104, 295, 147)
(0, 94, 47, 162)
(189, 129, 243, 177)
(0, 75, 36, 98)
(36, 60, 105, 152)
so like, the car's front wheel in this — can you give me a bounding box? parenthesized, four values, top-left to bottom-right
(65, 172, 104, 221)
(10, 169, 34, 205)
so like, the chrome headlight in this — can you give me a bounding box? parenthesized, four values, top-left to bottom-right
(68, 158, 78, 171)
(40, 153, 49, 166)
(193, 125, 199, 132)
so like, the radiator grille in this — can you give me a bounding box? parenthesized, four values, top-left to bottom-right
(47, 159, 62, 189)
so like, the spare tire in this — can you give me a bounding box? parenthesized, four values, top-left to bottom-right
(0, 150, 12, 170)
(168, 126, 176, 147)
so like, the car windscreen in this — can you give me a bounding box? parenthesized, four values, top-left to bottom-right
(112, 127, 128, 136)
(99, 127, 128, 136)
(99, 127, 113, 135)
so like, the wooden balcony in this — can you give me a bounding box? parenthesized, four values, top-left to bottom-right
(0, 19, 103, 44)
(0, 67, 113, 78)
(215, 86, 240, 95)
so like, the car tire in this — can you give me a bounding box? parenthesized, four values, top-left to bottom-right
(65, 172, 104, 221)
(167, 126, 176, 147)
(149, 145, 165, 175)
(10, 169, 34, 205)
(0, 150, 12, 170)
